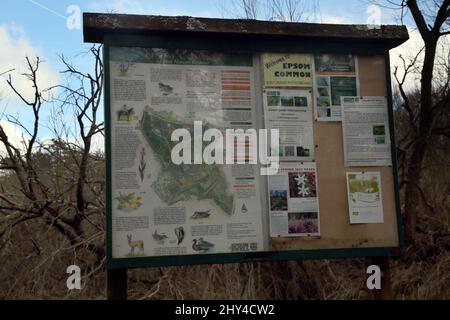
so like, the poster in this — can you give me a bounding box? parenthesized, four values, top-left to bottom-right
(268, 163, 320, 237)
(346, 172, 384, 224)
(263, 88, 314, 161)
(315, 54, 356, 75)
(314, 54, 359, 121)
(341, 96, 392, 166)
(262, 53, 313, 87)
(109, 47, 266, 259)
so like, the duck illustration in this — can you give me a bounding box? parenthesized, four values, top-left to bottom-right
(158, 82, 173, 96)
(192, 238, 215, 252)
(174, 226, 185, 245)
(152, 230, 168, 242)
(191, 210, 211, 219)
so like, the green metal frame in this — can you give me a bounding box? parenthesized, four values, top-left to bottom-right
(104, 34, 404, 270)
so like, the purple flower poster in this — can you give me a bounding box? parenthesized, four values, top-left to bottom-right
(268, 162, 320, 237)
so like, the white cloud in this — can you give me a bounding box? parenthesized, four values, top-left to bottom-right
(0, 120, 28, 156)
(38, 132, 105, 153)
(389, 28, 424, 91)
(390, 29, 449, 92)
(0, 24, 59, 102)
(91, 132, 105, 153)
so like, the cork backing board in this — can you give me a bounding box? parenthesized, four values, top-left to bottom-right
(269, 55, 399, 251)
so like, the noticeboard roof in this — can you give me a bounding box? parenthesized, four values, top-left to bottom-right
(83, 13, 409, 49)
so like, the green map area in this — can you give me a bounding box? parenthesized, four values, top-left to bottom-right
(140, 107, 234, 215)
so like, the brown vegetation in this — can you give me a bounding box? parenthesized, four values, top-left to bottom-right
(0, 0, 449, 300)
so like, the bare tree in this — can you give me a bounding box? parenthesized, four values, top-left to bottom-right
(232, 0, 260, 19)
(0, 46, 105, 268)
(220, 0, 320, 22)
(55, 46, 105, 232)
(270, 0, 318, 22)
(382, 0, 450, 242)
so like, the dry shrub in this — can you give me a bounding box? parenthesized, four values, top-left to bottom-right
(0, 219, 105, 300)
(124, 259, 367, 300)
(393, 251, 450, 299)
(1, 154, 449, 300)
(1, 119, 448, 300)
(1, 220, 449, 299)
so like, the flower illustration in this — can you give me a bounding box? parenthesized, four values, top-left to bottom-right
(298, 184, 310, 197)
(138, 148, 147, 182)
(294, 174, 308, 186)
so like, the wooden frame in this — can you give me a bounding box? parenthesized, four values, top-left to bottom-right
(102, 31, 405, 269)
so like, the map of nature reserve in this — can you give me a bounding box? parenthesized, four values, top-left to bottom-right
(109, 47, 266, 258)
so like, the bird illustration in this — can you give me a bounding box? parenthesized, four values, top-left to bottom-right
(191, 210, 211, 219)
(174, 227, 185, 245)
(192, 238, 214, 252)
(158, 82, 173, 96)
(152, 230, 168, 242)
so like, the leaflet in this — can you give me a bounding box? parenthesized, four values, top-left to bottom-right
(268, 163, 320, 237)
(314, 54, 359, 121)
(263, 88, 314, 161)
(346, 172, 384, 224)
(341, 96, 392, 167)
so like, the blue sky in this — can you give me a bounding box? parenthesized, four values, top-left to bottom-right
(0, 0, 410, 72)
(0, 0, 401, 60)
(0, 0, 419, 151)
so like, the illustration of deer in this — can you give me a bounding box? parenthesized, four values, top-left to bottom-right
(126, 234, 144, 255)
(117, 105, 134, 121)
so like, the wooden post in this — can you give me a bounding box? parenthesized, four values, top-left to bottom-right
(107, 268, 128, 300)
(368, 256, 392, 300)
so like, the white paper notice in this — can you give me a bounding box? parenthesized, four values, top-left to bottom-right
(268, 163, 320, 237)
(346, 172, 384, 224)
(341, 96, 392, 167)
(263, 89, 314, 161)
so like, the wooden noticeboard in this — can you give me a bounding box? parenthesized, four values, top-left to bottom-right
(83, 13, 408, 269)
(271, 56, 399, 252)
